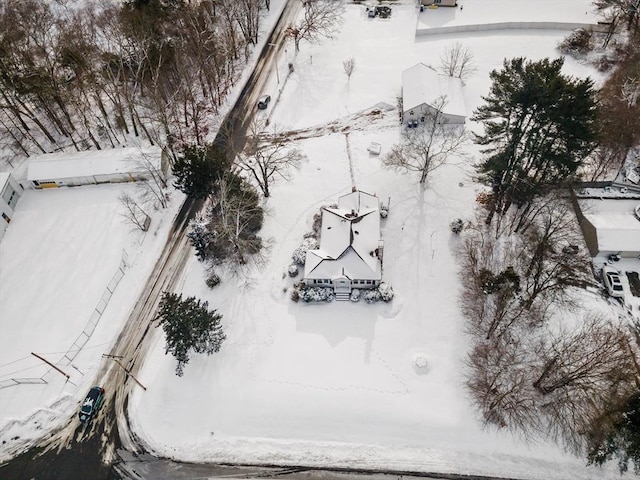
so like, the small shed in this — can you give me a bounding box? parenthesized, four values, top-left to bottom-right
(402, 63, 466, 126)
(27, 147, 168, 189)
(0, 172, 23, 242)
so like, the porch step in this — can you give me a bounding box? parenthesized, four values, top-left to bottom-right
(335, 292, 351, 301)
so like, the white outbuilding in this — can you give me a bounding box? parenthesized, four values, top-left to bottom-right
(0, 172, 23, 243)
(27, 146, 168, 189)
(401, 63, 466, 126)
(577, 197, 640, 258)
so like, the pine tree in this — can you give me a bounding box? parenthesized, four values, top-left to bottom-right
(187, 213, 213, 262)
(588, 391, 640, 474)
(172, 143, 228, 199)
(156, 292, 226, 376)
(472, 57, 598, 225)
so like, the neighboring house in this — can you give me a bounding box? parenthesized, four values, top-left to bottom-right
(401, 63, 466, 125)
(574, 194, 640, 258)
(27, 146, 168, 189)
(304, 190, 384, 299)
(421, 0, 457, 6)
(0, 172, 23, 243)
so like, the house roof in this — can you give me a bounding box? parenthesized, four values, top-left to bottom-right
(402, 63, 466, 120)
(27, 147, 162, 181)
(304, 191, 382, 281)
(584, 213, 640, 253)
(0, 172, 9, 189)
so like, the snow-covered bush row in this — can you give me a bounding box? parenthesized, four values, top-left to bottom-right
(350, 288, 361, 302)
(300, 287, 335, 303)
(292, 237, 319, 265)
(361, 283, 394, 303)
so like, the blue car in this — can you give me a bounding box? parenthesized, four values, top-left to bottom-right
(79, 386, 105, 424)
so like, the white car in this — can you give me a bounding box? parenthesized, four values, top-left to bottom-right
(602, 266, 624, 298)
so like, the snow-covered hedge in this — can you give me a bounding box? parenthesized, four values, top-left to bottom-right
(350, 288, 361, 302)
(300, 286, 335, 303)
(205, 272, 221, 289)
(288, 264, 299, 277)
(363, 283, 394, 303)
(450, 218, 464, 234)
(292, 237, 319, 265)
(378, 282, 394, 302)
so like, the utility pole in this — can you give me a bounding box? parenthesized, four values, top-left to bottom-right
(104, 354, 147, 391)
(31, 352, 70, 380)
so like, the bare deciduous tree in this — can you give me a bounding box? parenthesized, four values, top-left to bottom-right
(535, 315, 637, 452)
(383, 96, 469, 184)
(235, 119, 303, 197)
(286, 0, 345, 52)
(119, 192, 150, 231)
(440, 42, 476, 82)
(130, 149, 169, 209)
(343, 57, 356, 83)
(187, 175, 264, 268)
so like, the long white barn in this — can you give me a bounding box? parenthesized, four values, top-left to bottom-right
(27, 146, 168, 189)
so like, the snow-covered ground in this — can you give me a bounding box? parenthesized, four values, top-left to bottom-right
(0, 0, 635, 478)
(0, 182, 186, 458)
(127, 2, 625, 479)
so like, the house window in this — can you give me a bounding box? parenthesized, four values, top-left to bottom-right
(366, 280, 372, 285)
(2, 212, 9, 223)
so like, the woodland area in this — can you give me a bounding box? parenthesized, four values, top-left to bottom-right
(0, 0, 267, 163)
(461, 13, 640, 473)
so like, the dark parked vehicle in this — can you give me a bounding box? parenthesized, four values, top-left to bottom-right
(257, 94, 271, 110)
(79, 386, 105, 423)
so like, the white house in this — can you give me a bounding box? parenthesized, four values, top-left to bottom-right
(27, 146, 168, 189)
(401, 63, 466, 125)
(0, 172, 23, 242)
(576, 197, 640, 258)
(304, 190, 384, 299)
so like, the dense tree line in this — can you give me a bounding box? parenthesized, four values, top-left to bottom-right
(465, 47, 640, 472)
(0, 0, 266, 160)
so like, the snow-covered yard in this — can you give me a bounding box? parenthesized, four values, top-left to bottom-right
(128, 2, 624, 479)
(0, 0, 634, 478)
(0, 183, 185, 458)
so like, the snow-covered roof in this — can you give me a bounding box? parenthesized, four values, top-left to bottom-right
(0, 172, 9, 189)
(27, 147, 162, 181)
(584, 213, 640, 252)
(402, 63, 466, 119)
(304, 191, 382, 281)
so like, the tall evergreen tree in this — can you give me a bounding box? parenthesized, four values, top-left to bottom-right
(156, 292, 226, 376)
(472, 57, 598, 225)
(588, 391, 640, 474)
(172, 143, 228, 199)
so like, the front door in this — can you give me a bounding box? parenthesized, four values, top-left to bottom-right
(333, 277, 351, 292)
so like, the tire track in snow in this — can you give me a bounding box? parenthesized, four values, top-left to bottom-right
(344, 131, 356, 188)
